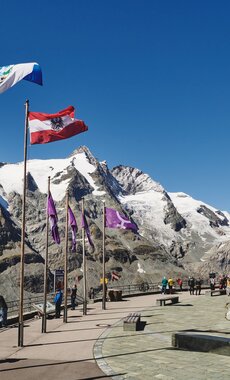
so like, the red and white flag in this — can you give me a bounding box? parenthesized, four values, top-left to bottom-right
(29, 106, 88, 145)
(111, 271, 120, 281)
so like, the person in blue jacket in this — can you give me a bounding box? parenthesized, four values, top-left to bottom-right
(54, 288, 63, 318)
(0, 295, 8, 327)
(161, 277, 168, 294)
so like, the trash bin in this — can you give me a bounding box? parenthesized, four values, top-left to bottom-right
(108, 289, 122, 301)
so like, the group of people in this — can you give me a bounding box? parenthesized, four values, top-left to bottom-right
(209, 274, 230, 296)
(188, 276, 202, 295)
(160, 275, 204, 296)
(218, 275, 230, 296)
(160, 277, 183, 294)
(219, 275, 230, 290)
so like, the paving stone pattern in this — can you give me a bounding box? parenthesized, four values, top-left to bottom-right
(97, 295, 230, 379)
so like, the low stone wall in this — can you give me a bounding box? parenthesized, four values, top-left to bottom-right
(172, 332, 230, 356)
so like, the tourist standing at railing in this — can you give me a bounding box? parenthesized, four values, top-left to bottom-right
(0, 295, 8, 327)
(210, 277, 215, 290)
(54, 288, 63, 318)
(88, 287, 95, 299)
(71, 284, 77, 310)
(161, 277, 168, 294)
(226, 277, 230, 296)
(177, 278, 183, 291)
(195, 278, 202, 295)
(168, 277, 174, 294)
(188, 277, 195, 295)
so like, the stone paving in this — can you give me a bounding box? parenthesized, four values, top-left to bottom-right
(1, 291, 230, 380)
(94, 293, 230, 379)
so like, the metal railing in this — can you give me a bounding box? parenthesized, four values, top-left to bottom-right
(7, 293, 84, 317)
(6, 279, 211, 316)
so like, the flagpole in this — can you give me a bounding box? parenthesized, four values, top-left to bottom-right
(42, 176, 50, 333)
(18, 99, 29, 347)
(63, 190, 69, 323)
(102, 201, 106, 310)
(82, 198, 87, 315)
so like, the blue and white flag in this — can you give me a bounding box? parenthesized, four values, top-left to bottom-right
(0, 62, 42, 94)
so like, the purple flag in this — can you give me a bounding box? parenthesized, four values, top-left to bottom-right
(105, 207, 137, 231)
(81, 213, 94, 248)
(47, 192, 60, 244)
(68, 206, 77, 253)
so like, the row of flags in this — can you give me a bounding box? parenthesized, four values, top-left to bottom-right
(48, 192, 137, 252)
(0, 61, 136, 342)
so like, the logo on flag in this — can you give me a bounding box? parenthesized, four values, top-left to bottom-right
(0, 66, 13, 84)
(105, 207, 137, 231)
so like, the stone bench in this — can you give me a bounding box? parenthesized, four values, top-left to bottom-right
(156, 296, 179, 306)
(172, 332, 230, 356)
(205, 289, 226, 297)
(123, 313, 141, 331)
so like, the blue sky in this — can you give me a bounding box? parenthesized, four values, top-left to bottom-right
(1, 0, 230, 211)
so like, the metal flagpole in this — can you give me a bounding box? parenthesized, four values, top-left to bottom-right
(63, 190, 69, 323)
(18, 99, 29, 347)
(82, 198, 87, 315)
(42, 176, 50, 333)
(102, 201, 106, 310)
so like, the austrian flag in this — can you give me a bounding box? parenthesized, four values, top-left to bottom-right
(29, 106, 88, 144)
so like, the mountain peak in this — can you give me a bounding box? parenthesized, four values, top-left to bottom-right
(111, 165, 164, 194)
(69, 145, 99, 167)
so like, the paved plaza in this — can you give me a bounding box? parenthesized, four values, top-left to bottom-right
(0, 291, 230, 379)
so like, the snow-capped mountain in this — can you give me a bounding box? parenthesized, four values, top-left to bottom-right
(0, 145, 229, 299)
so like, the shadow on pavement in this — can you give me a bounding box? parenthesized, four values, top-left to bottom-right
(0, 357, 123, 377)
(184, 328, 230, 335)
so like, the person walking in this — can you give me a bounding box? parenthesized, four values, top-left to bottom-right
(0, 295, 8, 327)
(54, 288, 63, 318)
(71, 284, 77, 310)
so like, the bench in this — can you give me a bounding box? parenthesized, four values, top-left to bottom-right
(172, 332, 230, 356)
(156, 296, 179, 306)
(205, 289, 226, 297)
(123, 313, 141, 331)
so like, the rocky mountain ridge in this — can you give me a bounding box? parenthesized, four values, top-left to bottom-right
(0, 145, 229, 300)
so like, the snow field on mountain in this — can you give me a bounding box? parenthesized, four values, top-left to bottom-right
(0, 152, 104, 203)
(119, 190, 176, 243)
